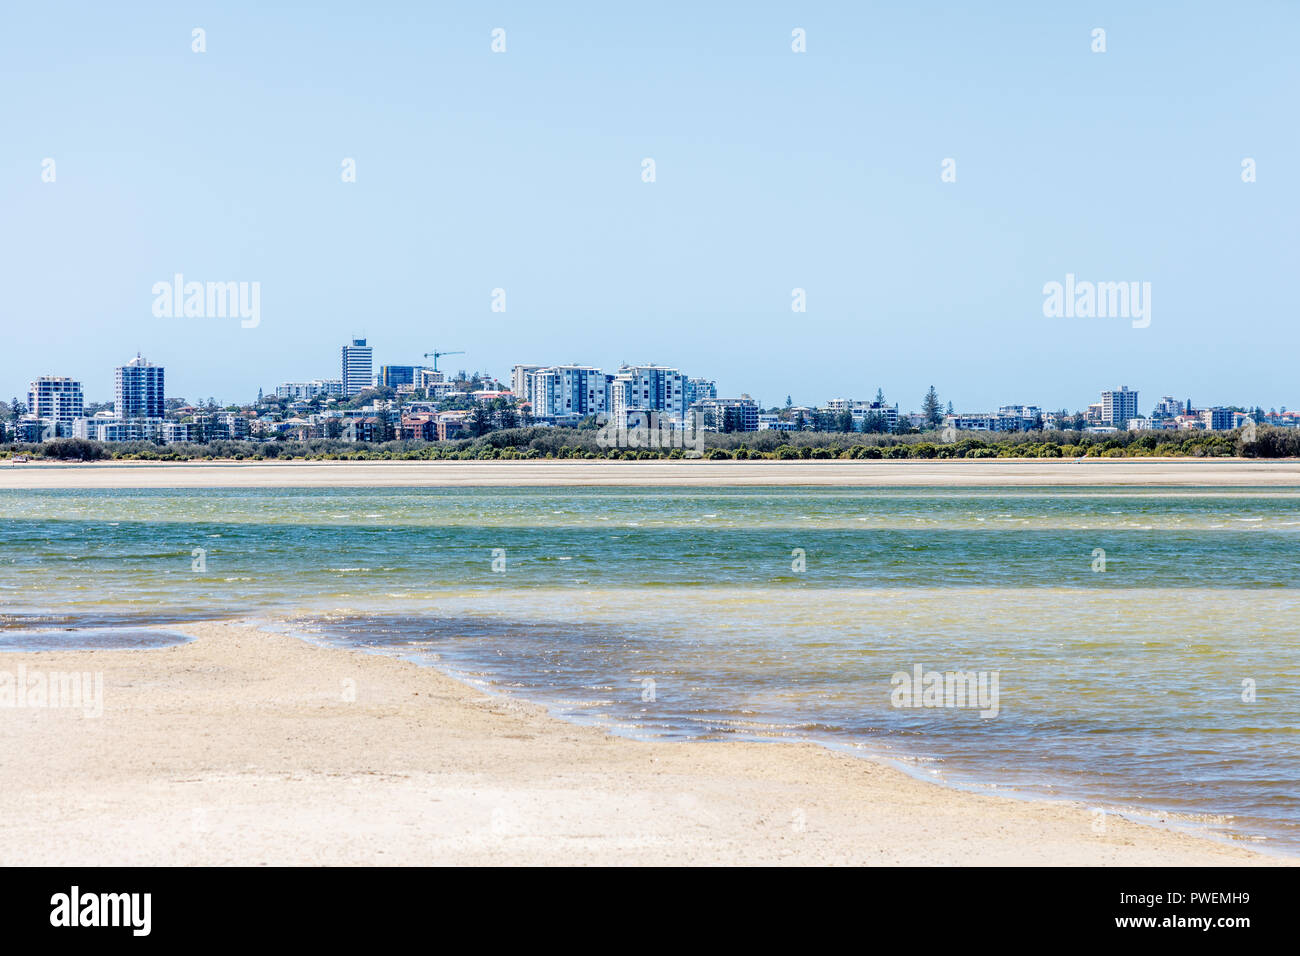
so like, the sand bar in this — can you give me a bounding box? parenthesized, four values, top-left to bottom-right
(0, 622, 1285, 866)
(2, 458, 1300, 489)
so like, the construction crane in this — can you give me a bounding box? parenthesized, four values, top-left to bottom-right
(422, 349, 466, 373)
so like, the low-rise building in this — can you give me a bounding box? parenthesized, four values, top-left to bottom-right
(276, 380, 343, 400)
(435, 411, 469, 441)
(1200, 407, 1237, 431)
(694, 397, 759, 432)
(824, 399, 900, 431)
(757, 413, 799, 431)
(400, 413, 437, 441)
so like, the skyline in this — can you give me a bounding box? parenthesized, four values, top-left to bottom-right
(3, 2, 1298, 409)
(9, 339, 1294, 419)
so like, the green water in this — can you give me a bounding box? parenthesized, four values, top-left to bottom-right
(2, 485, 1297, 852)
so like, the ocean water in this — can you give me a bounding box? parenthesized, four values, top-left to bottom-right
(2, 485, 1298, 852)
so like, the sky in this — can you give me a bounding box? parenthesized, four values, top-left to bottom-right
(2, 1, 1296, 413)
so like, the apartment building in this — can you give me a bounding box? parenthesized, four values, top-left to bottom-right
(684, 378, 717, 408)
(1151, 396, 1185, 420)
(694, 397, 759, 432)
(608, 365, 687, 424)
(511, 365, 543, 406)
(1200, 407, 1238, 431)
(276, 380, 343, 400)
(27, 376, 84, 435)
(116, 355, 165, 419)
(529, 366, 609, 419)
(824, 398, 900, 431)
(1101, 386, 1139, 427)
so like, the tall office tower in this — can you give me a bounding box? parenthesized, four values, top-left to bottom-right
(115, 355, 165, 419)
(342, 338, 374, 396)
(1101, 386, 1139, 426)
(609, 365, 687, 423)
(28, 376, 85, 431)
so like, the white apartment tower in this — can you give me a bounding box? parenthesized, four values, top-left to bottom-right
(115, 355, 165, 420)
(529, 366, 608, 419)
(684, 378, 717, 408)
(609, 365, 687, 423)
(341, 338, 374, 397)
(511, 365, 543, 407)
(1101, 386, 1139, 427)
(28, 376, 84, 431)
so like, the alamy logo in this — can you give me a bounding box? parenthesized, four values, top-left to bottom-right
(50, 886, 151, 936)
(0, 665, 102, 717)
(151, 273, 260, 328)
(596, 411, 705, 457)
(890, 665, 1000, 718)
(1042, 273, 1150, 328)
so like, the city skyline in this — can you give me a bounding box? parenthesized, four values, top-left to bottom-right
(8, 340, 1291, 440)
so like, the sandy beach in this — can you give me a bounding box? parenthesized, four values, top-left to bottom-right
(2, 458, 1299, 489)
(0, 621, 1284, 866)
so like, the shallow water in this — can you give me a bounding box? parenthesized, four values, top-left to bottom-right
(2, 486, 1297, 851)
(0, 626, 192, 651)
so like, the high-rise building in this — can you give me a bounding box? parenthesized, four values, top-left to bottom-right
(609, 365, 687, 423)
(529, 366, 608, 419)
(377, 365, 418, 389)
(511, 365, 543, 406)
(1101, 386, 1139, 426)
(684, 378, 716, 408)
(115, 355, 165, 420)
(28, 376, 84, 432)
(341, 339, 374, 396)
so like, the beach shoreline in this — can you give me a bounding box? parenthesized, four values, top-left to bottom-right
(3, 457, 1300, 489)
(0, 620, 1286, 866)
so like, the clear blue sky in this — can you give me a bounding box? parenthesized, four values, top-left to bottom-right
(2, 1, 1296, 413)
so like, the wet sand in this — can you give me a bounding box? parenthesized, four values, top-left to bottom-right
(0, 621, 1285, 866)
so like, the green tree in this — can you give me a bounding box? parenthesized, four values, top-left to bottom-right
(470, 402, 492, 437)
(922, 386, 943, 427)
